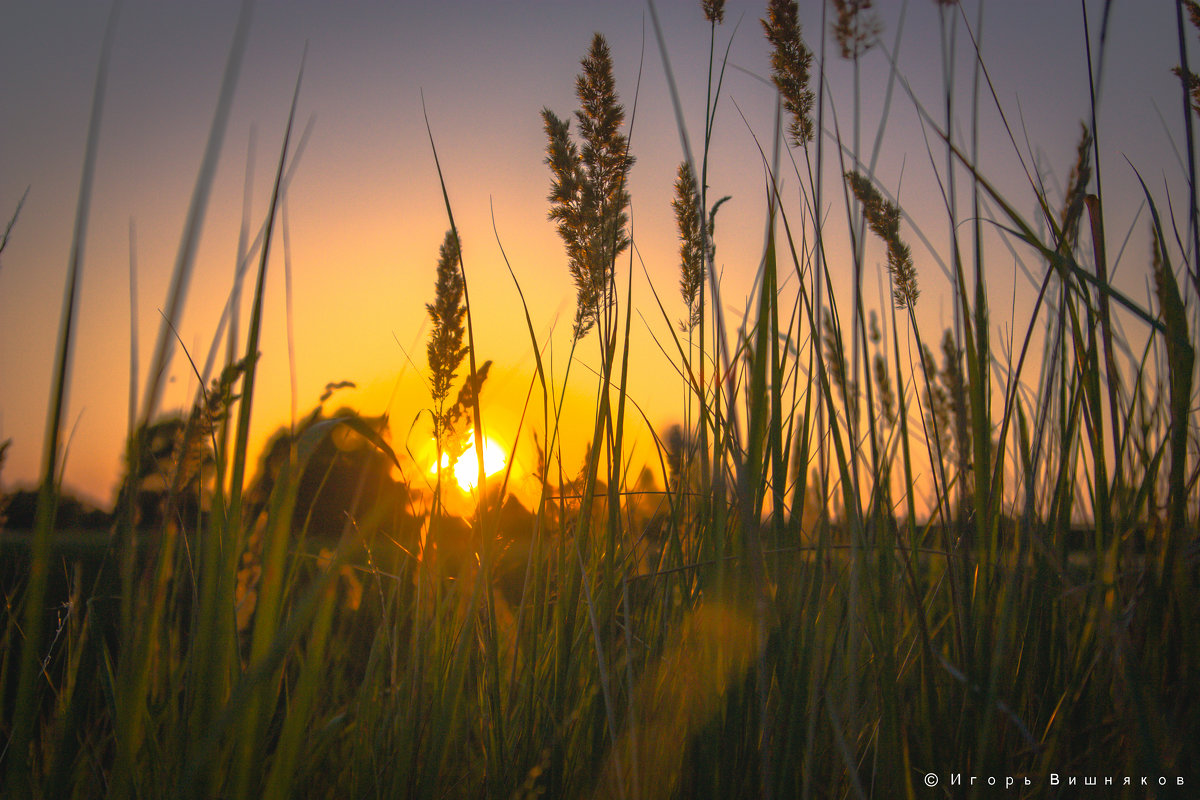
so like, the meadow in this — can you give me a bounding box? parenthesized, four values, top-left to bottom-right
(2, 0, 1199, 797)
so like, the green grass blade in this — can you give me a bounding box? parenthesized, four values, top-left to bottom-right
(140, 0, 254, 424)
(4, 5, 117, 793)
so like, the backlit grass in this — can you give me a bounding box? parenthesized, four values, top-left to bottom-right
(2, 1, 1198, 798)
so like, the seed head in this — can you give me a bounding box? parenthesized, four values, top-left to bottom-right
(1059, 123, 1092, 251)
(543, 33, 635, 340)
(873, 352, 895, 427)
(427, 229, 467, 439)
(822, 312, 854, 408)
(762, 0, 816, 147)
(674, 162, 705, 329)
(831, 0, 882, 60)
(845, 171, 919, 310)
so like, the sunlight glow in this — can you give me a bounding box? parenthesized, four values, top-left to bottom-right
(430, 432, 507, 492)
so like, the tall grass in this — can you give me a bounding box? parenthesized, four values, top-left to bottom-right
(2, 1, 1198, 798)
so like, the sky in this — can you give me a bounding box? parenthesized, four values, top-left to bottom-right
(0, 0, 1187, 509)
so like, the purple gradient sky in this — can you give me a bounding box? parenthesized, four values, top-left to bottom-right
(0, 0, 1186, 507)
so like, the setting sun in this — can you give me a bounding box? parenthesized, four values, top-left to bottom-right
(430, 433, 508, 492)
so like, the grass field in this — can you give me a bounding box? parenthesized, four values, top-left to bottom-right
(2, 1, 1199, 797)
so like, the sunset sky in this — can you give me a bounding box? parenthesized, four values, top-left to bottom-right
(0, 0, 1186, 508)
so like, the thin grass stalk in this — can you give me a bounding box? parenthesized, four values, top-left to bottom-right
(1141, 184, 1196, 580)
(0, 186, 30, 275)
(1082, 3, 1126, 507)
(214, 128, 256, 494)
(43, 580, 98, 800)
(179, 524, 362, 796)
(192, 120, 310, 404)
(226, 394, 388, 799)
(114, 223, 142, 674)
(576, 538, 625, 800)
(540, 27, 639, 787)
(936, 0, 964, 348)
(899, 82, 1165, 527)
(126, 220, 140, 456)
(651, 1, 714, 525)
(834, 0, 880, 535)
(812, 0, 831, 523)
(604, 246, 636, 641)
(571, 327, 618, 773)
(1175, 0, 1200, 305)
(771, 173, 861, 535)
(696, 6, 737, 525)
(736, 216, 779, 796)
(913, 14, 981, 549)
(905, 305, 968, 665)
(183, 49, 303, 798)
(111, 331, 228, 797)
(421, 95, 511, 790)
(931, 5, 1012, 747)
(828, 131, 882, 529)
(965, 0, 995, 575)
(140, 0, 253, 425)
(887, 287, 941, 782)
(600, 48, 644, 746)
(228, 441, 301, 797)
(225, 46, 303, 533)
(776, 191, 879, 794)
(647, 0, 739, 511)
(768, 259, 787, 547)
(1081, 201, 1117, 545)
(261, 576, 338, 800)
(229, 129, 255, 388)
(489, 202, 553, 698)
(4, 6, 115, 793)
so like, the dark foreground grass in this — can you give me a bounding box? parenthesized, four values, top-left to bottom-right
(2, 1, 1199, 797)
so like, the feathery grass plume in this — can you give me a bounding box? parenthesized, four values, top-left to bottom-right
(1152, 223, 1166, 301)
(440, 359, 493, 465)
(762, 0, 816, 147)
(167, 363, 236, 506)
(845, 171, 919, 309)
(1059, 123, 1093, 250)
(702, 0, 725, 24)
(178, 358, 244, 484)
(1174, 1, 1200, 114)
(869, 312, 895, 426)
(873, 352, 895, 426)
(920, 343, 952, 460)
(1174, 67, 1200, 116)
(1187, 0, 1200, 27)
(831, 0, 883, 60)
(674, 162, 706, 330)
(542, 33, 635, 340)
(427, 229, 467, 443)
(939, 328, 971, 505)
(112, 358, 244, 532)
(822, 311, 854, 409)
